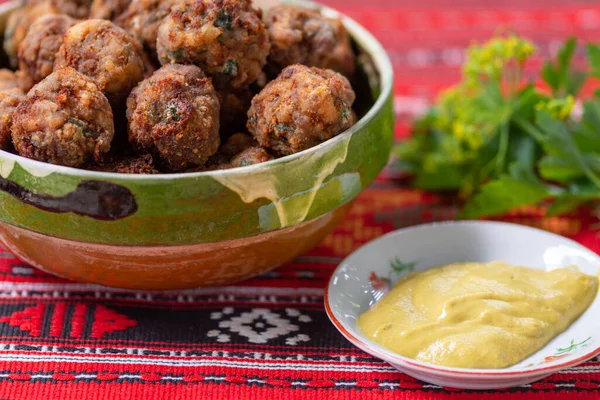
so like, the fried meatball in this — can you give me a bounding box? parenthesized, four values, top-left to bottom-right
(11, 67, 114, 167)
(197, 154, 231, 171)
(126, 64, 220, 171)
(194, 132, 256, 171)
(0, 88, 26, 150)
(0, 69, 21, 90)
(265, 4, 355, 77)
(230, 146, 273, 167)
(91, 153, 158, 173)
(206, 151, 230, 165)
(3, 1, 59, 68)
(89, 0, 131, 20)
(217, 89, 252, 137)
(50, 0, 92, 18)
(54, 19, 147, 106)
(157, 0, 270, 89)
(17, 14, 76, 92)
(247, 64, 356, 155)
(219, 132, 256, 157)
(115, 0, 175, 56)
(204, 162, 231, 171)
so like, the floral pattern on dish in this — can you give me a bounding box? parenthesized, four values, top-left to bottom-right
(526, 337, 592, 367)
(369, 257, 416, 298)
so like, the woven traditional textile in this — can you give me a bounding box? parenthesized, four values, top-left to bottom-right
(1, 0, 600, 399)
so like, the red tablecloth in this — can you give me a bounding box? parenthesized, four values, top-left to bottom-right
(2, 1, 600, 399)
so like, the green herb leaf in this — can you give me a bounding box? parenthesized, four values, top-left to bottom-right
(505, 132, 540, 170)
(536, 111, 600, 188)
(165, 104, 180, 122)
(460, 177, 551, 218)
(68, 117, 95, 137)
(394, 35, 600, 219)
(557, 38, 577, 82)
(274, 123, 293, 134)
(574, 100, 600, 153)
(214, 9, 233, 30)
(541, 38, 580, 95)
(222, 59, 238, 76)
(567, 71, 587, 97)
(547, 196, 585, 216)
(513, 85, 546, 121)
(495, 122, 509, 174)
(413, 164, 465, 191)
(587, 44, 600, 79)
(547, 177, 600, 215)
(460, 163, 552, 218)
(539, 153, 600, 183)
(541, 62, 560, 92)
(538, 155, 587, 183)
(167, 48, 185, 62)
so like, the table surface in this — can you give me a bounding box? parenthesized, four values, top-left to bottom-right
(2, 0, 600, 399)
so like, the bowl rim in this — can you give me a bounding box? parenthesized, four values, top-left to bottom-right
(0, 0, 394, 181)
(324, 220, 600, 378)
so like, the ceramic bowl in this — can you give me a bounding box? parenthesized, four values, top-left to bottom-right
(0, 0, 394, 289)
(325, 221, 600, 390)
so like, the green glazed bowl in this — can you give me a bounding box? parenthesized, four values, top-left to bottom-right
(0, 0, 394, 289)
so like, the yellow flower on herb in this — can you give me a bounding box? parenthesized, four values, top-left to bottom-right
(464, 127, 483, 150)
(453, 121, 466, 139)
(462, 35, 535, 82)
(535, 96, 575, 120)
(559, 96, 575, 119)
(506, 36, 517, 53)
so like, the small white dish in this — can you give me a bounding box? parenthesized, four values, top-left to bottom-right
(325, 221, 600, 390)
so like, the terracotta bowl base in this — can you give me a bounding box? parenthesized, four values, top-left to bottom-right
(0, 203, 351, 290)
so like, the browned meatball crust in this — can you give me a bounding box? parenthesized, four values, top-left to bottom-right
(91, 153, 158, 173)
(126, 64, 220, 171)
(115, 0, 175, 56)
(11, 67, 114, 167)
(192, 133, 274, 171)
(196, 132, 256, 171)
(197, 156, 231, 171)
(217, 89, 252, 138)
(89, 0, 131, 20)
(219, 132, 256, 157)
(157, 0, 270, 89)
(3, 1, 59, 68)
(0, 88, 26, 150)
(265, 5, 355, 77)
(0, 69, 21, 90)
(247, 64, 356, 155)
(50, 0, 92, 18)
(17, 14, 76, 92)
(230, 146, 273, 167)
(54, 19, 148, 106)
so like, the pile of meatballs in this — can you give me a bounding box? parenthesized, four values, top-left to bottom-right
(0, 0, 358, 173)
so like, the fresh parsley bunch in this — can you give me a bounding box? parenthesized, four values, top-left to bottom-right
(395, 35, 600, 218)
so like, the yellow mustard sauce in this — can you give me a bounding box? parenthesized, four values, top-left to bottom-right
(357, 261, 599, 369)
